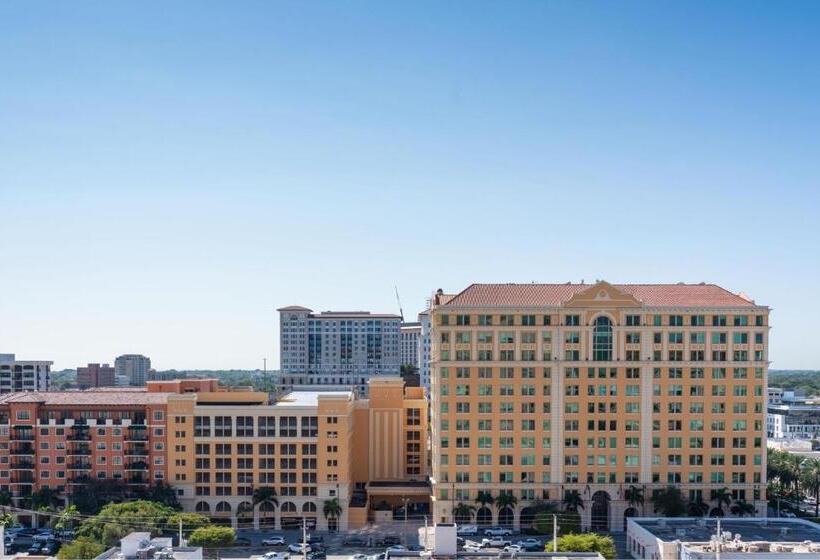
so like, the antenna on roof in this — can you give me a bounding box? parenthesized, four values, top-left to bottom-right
(394, 286, 405, 322)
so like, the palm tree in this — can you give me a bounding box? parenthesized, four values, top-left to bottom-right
(787, 454, 806, 496)
(651, 487, 686, 517)
(0, 512, 15, 529)
(252, 486, 279, 508)
(802, 458, 820, 516)
(625, 486, 644, 514)
(475, 491, 495, 509)
(453, 503, 476, 523)
(687, 498, 710, 517)
(323, 497, 343, 520)
(562, 490, 584, 512)
(730, 500, 756, 517)
(711, 487, 732, 516)
(55, 505, 79, 532)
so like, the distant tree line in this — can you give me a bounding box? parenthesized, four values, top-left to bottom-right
(770, 370, 820, 396)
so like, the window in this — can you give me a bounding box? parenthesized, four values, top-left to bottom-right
(592, 316, 613, 361)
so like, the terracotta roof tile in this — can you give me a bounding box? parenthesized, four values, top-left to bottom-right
(0, 390, 170, 406)
(442, 283, 757, 308)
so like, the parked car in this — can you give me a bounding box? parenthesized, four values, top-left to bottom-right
(41, 541, 61, 556)
(457, 524, 478, 536)
(376, 536, 401, 547)
(344, 537, 369, 546)
(307, 551, 327, 560)
(386, 545, 407, 553)
(307, 535, 324, 544)
(483, 527, 513, 537)
(482, 537, 512, 548)
(351, 554, 368, 560)
(516, 538, 542, 550)
(263, 536, 287, 546)
(288, 543, 311, 554)
(27, 542, 43, 554)
(504, 544, 523, 553)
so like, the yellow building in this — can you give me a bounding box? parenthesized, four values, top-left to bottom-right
(429, 281, 768, 532)
(160, 377, 428, 530)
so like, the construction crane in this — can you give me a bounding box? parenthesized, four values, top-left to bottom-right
(394, 286, 404, 321)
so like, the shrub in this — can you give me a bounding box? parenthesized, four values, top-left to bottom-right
(188, 525, 236, 548)
(545, 533, 617, 560)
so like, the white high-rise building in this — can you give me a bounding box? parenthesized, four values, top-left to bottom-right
(277, 306, 401, 395)
(418, 310, 431, 390)
(400, 322, 421, 369)
(0, 354, 52, 392)
(114, 354, 151, 386)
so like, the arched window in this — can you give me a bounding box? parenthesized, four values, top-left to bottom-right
(592, 316, 613, 361)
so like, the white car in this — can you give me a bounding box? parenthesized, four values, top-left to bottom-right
(457, 524, 478, 536)
(386, 545, 407, 553)
(351, 555, 368, 560)
(482, 537, 512, 548)
(483, 527, 513, 537)
(516, 539, 542, 550)
(288, 544, 311, 553)
(263, 553, 291, 560)
(263, 536, 286, 546)
(504, 544, 523, 553)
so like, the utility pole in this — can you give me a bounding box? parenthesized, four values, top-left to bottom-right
(553, 514, 558, 552)
(716, 518, 721, 560)
(302, 516, 308, 557)
(178, 517, 183, 547)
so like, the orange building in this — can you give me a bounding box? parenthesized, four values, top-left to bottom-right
(429, 281, 769, 532)
(0, 377, 428, 531)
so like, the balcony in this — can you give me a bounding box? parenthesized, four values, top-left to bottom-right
(10, 445, 35, 456)
(68, 476, 91, 484)
(10, 460, 34, 470)
(66, 448, 91, 456)
(125, 461, 148, 471)
(11, 474, 34, 484)
(125, 433, 148, 442)
(67, 462, 91, 470)
(67, 433, 91, 441)
(127, 477, 148, 485)
(125, 448, 149, 457)
(10, 431, 34, 441)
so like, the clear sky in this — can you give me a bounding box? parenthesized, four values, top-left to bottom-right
(1, 1, 818, 370)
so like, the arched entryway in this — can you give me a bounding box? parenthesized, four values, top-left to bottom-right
(213, 501, 232, 526)
(195, 501, 210, 514)
(498, 507, 514, 528)
(259, 501, 276, 528)
(623, 507, 637, 531)
(590, 491, 610, 532)
(237, 501, 254, 528)
(476, 507, 493, 526)
(519, 507, 536, 530)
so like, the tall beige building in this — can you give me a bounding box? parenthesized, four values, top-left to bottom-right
(429, 281, 768, 532)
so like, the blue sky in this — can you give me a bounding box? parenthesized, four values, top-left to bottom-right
(1, 1, 818, 369)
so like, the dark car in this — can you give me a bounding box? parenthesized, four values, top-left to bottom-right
(307, 535, 324, 544)
(376, 537, 400, 547)
(307, 551, 327, 560)
(233, 538, 253, 547)
(343, 536, 368, 546)
(41, 541, 61, 555)
(27, 542, 43, 554)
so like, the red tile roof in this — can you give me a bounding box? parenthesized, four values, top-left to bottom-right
(441, 283, 757, 308)
(0, 390, 171, 406)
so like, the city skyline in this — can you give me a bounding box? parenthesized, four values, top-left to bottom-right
(2, 1, 819, 369)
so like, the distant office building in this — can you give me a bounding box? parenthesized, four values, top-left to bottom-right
(418, 310, 431, 390)
(115, 354, 151, 386)
(77, 363, 116, 388)
(400, 322, 422, 369)
(0, 354, 51, 392)
(277, 306, 400, 395)
(768, 402, 820, 439)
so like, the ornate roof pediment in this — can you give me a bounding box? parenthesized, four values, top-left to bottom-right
(562, 281, 643, 308)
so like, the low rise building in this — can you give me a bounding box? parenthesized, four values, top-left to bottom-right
(95, 532, 202, 560)
(77, 363, 116, 388)
(627, 517, 820, 560)
(767, 402, 820, 439)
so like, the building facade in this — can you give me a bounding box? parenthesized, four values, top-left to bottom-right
(115, 354, 151, 386)
(77, 363, 116, 388)
(0, 354, 51, 393)
(767, 403, 820, 439)
(419, 311, 432, 390)
(278, 307, 401, 395)
(429, 281, 769, 532)
(400, 322, 422, 370)
(0, 377, 427, 531)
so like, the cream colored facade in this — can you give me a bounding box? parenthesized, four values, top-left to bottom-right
(163, 377, 428, 530)
(430, 281, 769, 532)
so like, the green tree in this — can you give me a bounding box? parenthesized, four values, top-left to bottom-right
(562, 490, 584, 512)
(78, 500, 177, 546)
(625, 486, 644, 514)
(495, 493, 518, 510)
(533, 513, 553, 535)
(31, 487, 62, 510)
(651, 487, 687, 517)
(188, 526, 236, 548)
(57, 537, 106, 560)
(802, 458, 820, 516)
(730, 500, 757, 517)
(0, 512, 16, 528)
(0, 489, 12, 508)
(475, 491, 495, 508)
(687, 498, 710, 517)
(323, 497, 342, 520)
(252, 486, 279, 508)
(56, 505, 80, 532)
(545, 533, 617, 560)
(71, 479, 129, 515)
(136, 482, 181, 509)
(711, 487, 732, 516)
(167, 512, 211, 533)
(453, 503, 476, 523)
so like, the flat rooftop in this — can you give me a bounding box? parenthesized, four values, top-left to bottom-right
(634, 518, 820, 543)
(276, 391, 353, 407)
